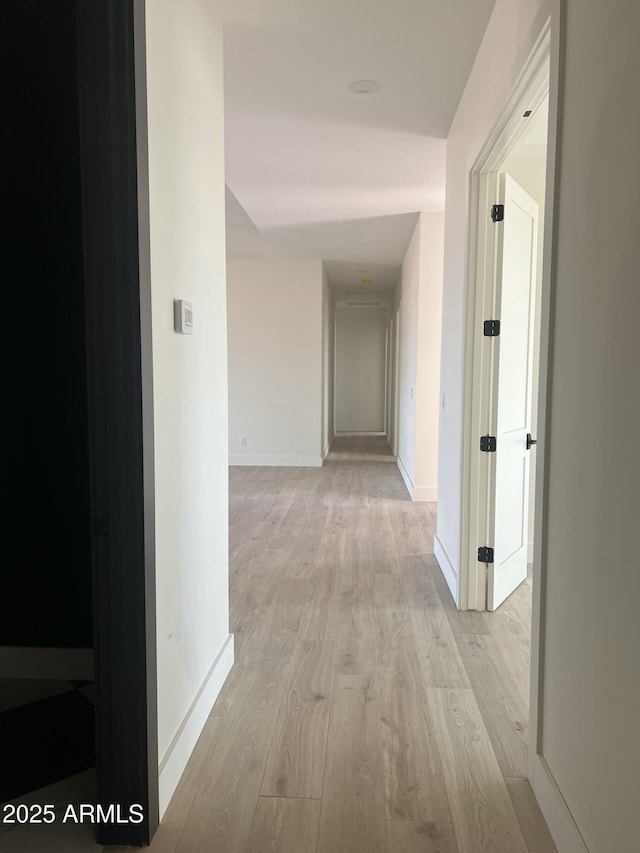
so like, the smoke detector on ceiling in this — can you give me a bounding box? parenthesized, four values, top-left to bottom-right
(348, 80, 381, 95)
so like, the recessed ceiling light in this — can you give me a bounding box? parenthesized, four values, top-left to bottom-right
(361, 278, 372, 285)
(348, 80, 381, 95)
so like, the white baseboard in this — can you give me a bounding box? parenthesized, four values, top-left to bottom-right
(158, 634, 234, 818)
(529, 753, 590, 853)
(334, 431, 386, 436)
(434, 535, 458, 604)
(229, 455, 323, 467)
(0, 646, 94, 680)
(412, 485, 437, 502)
(397, 455, 414, 497)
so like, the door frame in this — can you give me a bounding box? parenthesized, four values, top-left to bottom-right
(459, 4, 566, 823)
(392, 305, 401, 457)
(460, 22, 552, 613)
(76, 0, 158, 844)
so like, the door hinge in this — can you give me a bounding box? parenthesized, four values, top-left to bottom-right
(478, 546, 494, 563)
(483, 319, 501, 337)
(480, 435, 497, 452)
(491, 203, 505, 222)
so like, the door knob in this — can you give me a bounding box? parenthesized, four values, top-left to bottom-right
(526, 433, 537, 450)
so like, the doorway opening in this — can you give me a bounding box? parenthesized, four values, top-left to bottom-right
(461, 27, 551, 615)
(329, 287, 397, 464)
(459, 15, 559, 810)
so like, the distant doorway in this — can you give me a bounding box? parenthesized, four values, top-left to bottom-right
(334, 306, 388, 435)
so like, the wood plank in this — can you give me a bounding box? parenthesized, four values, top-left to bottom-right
(374, 573, 417, 651)
(404, 557, 447, 609)
(176, 668, 287, 853)
(231, 548, 290, 609)
(368, 504, 401, 574)
(261, 640, 334, 798)
(244, 797, 321, 853)
(379, 652, 451, 822)
(340, 533, 374, 608)
(425, 689, 529, 853)
(483, 603, 531, 702)
(386, 821, 460, 853)
(412, 606, 471, 689)
(314, 512, 348, 575)
(210, 664, 246, 716)
(455, 633, 528, 777)
(316, 791, 387, 853)
(334, 605, 378, 678)
(232, 604, 277, 665)
(298, 604, 339, 642)
(323, 676, 382, 796)
(505, 778, 558, 852)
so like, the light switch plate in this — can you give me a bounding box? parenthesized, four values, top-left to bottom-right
(174, 299, 193, 335)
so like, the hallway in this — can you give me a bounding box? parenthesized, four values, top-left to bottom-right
(149, 449, 555, 853)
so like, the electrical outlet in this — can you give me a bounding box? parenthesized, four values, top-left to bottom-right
(239, 436, 247, 447)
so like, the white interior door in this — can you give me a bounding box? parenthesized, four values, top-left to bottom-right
(488, 173, 539, 610)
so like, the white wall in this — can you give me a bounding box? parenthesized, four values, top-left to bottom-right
(397, 213, 444, 501)
(145, 0, 232, 815)
(334, 307, 387, 433)
(397, 224, 419, 484)
(414, 214, 444, 502)
(227, 259, 323, 466)
(436, 0, 550, 595)
(533, 2, 640, 850)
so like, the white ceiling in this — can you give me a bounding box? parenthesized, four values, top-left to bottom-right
(223, 0, 497, 289)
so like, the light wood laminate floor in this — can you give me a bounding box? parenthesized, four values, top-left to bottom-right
(148, 452, 556, 853)
(327, 435, 396, 462)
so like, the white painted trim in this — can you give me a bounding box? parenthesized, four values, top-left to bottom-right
(412, 485, 437, 502)
(158, 633, 234, 817)
(528, 542, 534, 563)
(529, 754, 590, 853)
(396, 455, 414, 497)
(529, 7, 571, 853)
(434, 535, 458, 605)
(229, 455, 323, 467)
(322, 442, 330, 461)
(0, 647, 94, 680)
(334, 431, 386, 437)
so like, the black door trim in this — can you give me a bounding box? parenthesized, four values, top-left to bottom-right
(76, 0, 158, 844)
